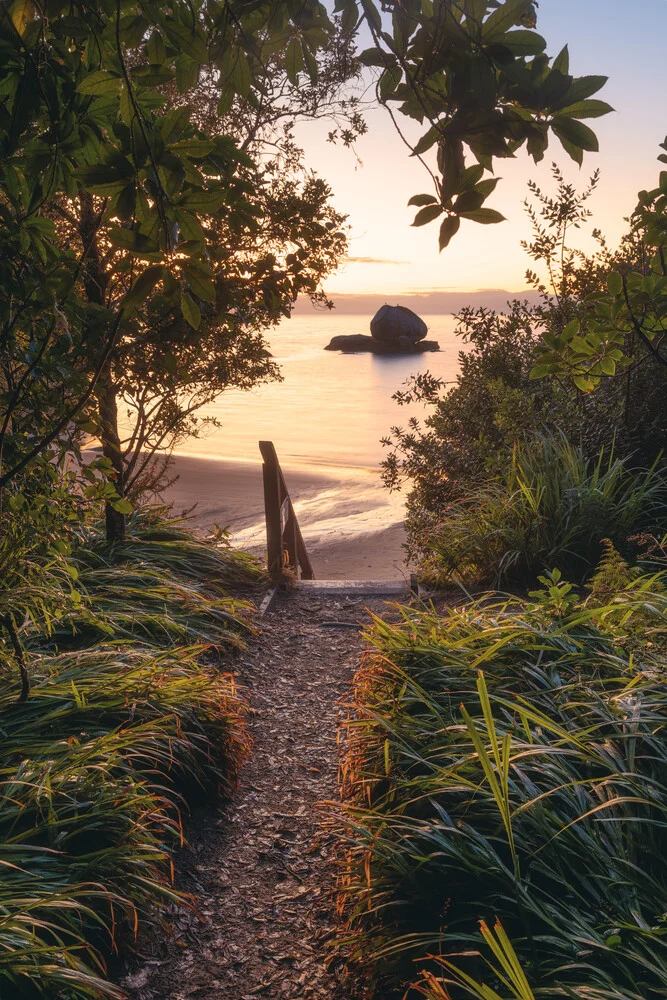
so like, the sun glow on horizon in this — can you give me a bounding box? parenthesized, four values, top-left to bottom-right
(293, 0, 667, 300)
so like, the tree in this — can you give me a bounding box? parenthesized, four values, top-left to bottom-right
(0, 0, 610, 540)
(350, 0, 612, 248)
(532, 138, 667, 403)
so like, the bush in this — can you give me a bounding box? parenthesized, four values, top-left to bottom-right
(382, 172, 667, 576)
(333, 574, 667, 999)
(414, 433, 667, 586)
(0, 510, 258, 998)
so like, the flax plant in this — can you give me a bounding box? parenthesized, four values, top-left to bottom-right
(334, 577, 667, 999)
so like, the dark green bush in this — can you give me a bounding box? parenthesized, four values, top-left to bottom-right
(416, 433, 667, 586)
(334, 575, 667, 999)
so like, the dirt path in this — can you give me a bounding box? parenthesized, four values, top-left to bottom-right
(124, 589, 393, 1000)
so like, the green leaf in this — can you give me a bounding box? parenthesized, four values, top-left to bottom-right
(285, 37, 304, 85)
(108, 226, 157, 253)
(569, 336, 596, 356)
(553, 75, 608, 109)
(361, 0, 382, 32)
(408, 193, 438, 207)
(183, 263, 216, 302)
(412, 125, 442, 157)
(123, 264, 166, 309)
(76, 71, 122, 97)
(607, 272, 623, 296)
(495, 29, 546, 56)
(555, 99, 614, 120)
(458, 208, 506, 224)
(412, 204, 444, 227)
(147, 30, 166, 66)
(552, 44, 569, 75)
(181, 290, 201, 329)
(562, 319, 581, 340)
(111, 498, 133, 515)
(483, 0, 532, 42)
(231, 50, 252, 98)
(573, 374, 597, 392)
(551, 117, 599, 156)
(439, 215, 460, 251)
(175, 55, 199, 93)
(164, 22, 209, 64)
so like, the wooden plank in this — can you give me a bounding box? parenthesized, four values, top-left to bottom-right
(258, 586, 278, 616)
(280, 495, 291, 533)
(260, 442, 283, 581)
(296, 579, 410, 595)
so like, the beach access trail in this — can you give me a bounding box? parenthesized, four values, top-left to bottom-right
(124, 588, 394, 1000)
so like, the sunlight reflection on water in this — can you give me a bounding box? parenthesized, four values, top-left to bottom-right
(176, 313, 462, 470)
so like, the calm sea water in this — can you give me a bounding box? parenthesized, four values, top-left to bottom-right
(176, 313, 461, 472)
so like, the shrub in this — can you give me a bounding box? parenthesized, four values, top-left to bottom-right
(416, 433, 667, 586)
(0, 508, 257, 998)
(333, 576, 667, 999)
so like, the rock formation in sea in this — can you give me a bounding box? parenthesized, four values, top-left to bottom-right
(324, 304, 439, 354)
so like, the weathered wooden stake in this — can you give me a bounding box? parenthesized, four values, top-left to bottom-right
(259, 441, 315, 582)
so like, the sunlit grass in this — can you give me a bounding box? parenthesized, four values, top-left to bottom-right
(334, 581, 667, 999)
(0, 509, 257, 997)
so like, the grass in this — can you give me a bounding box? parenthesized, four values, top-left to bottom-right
(333, 574, 667, 999)
(0, 509, 259, 998)
(417, 434, 667, 586)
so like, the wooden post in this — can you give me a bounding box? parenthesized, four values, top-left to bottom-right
(259, 441, 315, 582)
(260, 441, 283, 580)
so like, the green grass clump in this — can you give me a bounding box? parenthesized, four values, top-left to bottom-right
(0, 510, 258, 998)
(334, 576, 667, 999)
(80, 504, 266, 593)
(418, 434, 667, 586)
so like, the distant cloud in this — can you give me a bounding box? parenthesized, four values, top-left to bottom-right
(344, 256, 410, 265)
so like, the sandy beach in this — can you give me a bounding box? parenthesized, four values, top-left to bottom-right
(160, 453, 409, 581)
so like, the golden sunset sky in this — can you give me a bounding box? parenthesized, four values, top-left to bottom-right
(296, 0, 667, 299)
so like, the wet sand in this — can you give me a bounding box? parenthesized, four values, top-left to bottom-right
(161, 453, 408, 581)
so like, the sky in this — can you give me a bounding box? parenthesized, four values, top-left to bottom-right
(294, 0, 667, 301)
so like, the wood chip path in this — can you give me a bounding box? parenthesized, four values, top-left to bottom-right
(124, 589, 394, 1000)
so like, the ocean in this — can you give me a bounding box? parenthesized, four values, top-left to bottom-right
(175, 312, 461, 471)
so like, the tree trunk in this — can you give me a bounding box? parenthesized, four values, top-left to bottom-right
(79, 192, 125, 543)
(98, 377, 126, 542)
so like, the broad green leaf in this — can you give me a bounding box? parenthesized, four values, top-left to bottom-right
(483, 0, 532, 42)
(123, 264, 166, 309)
(412, 204, 444, 227)
(458, 208, 506, 224)
(551, 117, 599, 155)
(164, 22, 209, 63)
(552, 44, 569, 75)
(607, 272, 623, 296)
(553, 75, 608, 109)
(147, 30, 166, 66)
(175, 55, 200, 93)
(76, 71, 122, 97)
(183, 263, 216, 302)
(439, 215, 460, 251)
(573, 374, 597, 392)
(285, 37, 304, 85)
(408, 193, 438, 207)
(110, 498, 133, 514)
(495, 29, 546, 56)
(412, 125, 442, 157)
(361, 0, 382, 32)
(181, 290, 201, 329)
(555, 99, 614, 120)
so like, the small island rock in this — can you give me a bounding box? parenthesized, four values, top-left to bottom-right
(324, 334, 439, 354)
(370, 304, 428, 344)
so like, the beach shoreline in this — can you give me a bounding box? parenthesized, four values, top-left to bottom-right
(159, 452, 409, 581)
